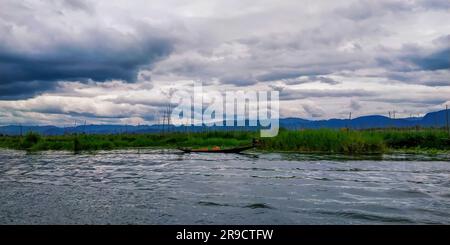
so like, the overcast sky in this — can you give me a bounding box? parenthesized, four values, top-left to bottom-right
(0, 0, 449, 125)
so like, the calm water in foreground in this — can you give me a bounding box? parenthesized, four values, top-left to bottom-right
(0, 149, 449, 224)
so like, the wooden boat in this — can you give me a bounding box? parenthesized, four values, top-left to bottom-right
(178, 144, 254, 153)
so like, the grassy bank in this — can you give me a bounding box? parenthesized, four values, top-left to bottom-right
(0, 129, 449, 154)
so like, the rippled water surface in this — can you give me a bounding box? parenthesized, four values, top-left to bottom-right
(1, 149, 449, 224)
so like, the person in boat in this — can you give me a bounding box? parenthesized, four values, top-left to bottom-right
(179, 138, 258, 153)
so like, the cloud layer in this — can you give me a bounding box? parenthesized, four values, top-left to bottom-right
(0, 0, 449, 125)
(0, 0, 176, 98)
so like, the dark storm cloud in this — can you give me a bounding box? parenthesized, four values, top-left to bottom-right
(373, 35, 450, 85)
(366, 34, 450, 89)
(0, 81, 55, 100)
(0, 0, 176, 99)
(24, 104, 129, 119)
(0, 31, 174, 94)
(408, 48, 450, 71)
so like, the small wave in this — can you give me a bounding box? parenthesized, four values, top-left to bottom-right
(244, 203, 274, 209)
(234, 167, 276, 172)
(439, 193, 450, 198)
(386, 189, 432, 198)
(250, 175, 296, 179)
(313, 177, 331, 181)
(316, 210, 416, 223)
(198, 201, 230, 207)
(334, 168, 364, 172)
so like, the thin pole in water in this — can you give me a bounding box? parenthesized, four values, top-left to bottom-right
(348, 112, 352, 130)
(393, 110, 396, 130)
(446, 104, 449, 137)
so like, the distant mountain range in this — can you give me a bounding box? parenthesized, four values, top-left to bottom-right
(0, 109, 449, 136)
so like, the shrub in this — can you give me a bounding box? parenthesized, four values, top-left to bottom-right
(20, 132, 41, 149)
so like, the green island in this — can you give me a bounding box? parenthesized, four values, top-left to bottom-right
(1, 128, 449, 154)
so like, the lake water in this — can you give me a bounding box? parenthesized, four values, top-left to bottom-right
(0, 149, 449, 224)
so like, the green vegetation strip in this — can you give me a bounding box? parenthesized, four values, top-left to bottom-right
(0, 129, 449, 154)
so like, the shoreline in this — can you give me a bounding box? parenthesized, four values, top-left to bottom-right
(1, 147, 449, 163)
(1, 129, 449, 155)
(0, 146, 449, 156)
